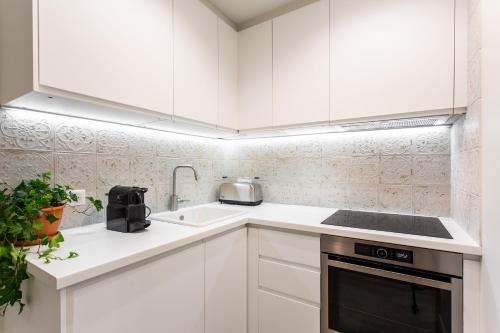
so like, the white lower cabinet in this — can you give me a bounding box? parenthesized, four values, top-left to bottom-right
(70, 244, 205, 333)
(3, 228, 247, 333)
(205, 227, 247, 333)
(259, 290, 320, 333)
(249, 227, 321, 333)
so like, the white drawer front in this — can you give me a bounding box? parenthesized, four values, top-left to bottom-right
(259, 229, 320, 268)
(259, 258, 320, 304)
(258, 290, 320, 333)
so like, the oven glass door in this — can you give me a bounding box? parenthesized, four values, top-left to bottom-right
(324, 256, 458, 333)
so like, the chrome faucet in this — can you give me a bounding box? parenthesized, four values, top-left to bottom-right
(169, 165, 198, 211)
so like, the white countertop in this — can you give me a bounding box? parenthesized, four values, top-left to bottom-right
(27, 202, 481, 290)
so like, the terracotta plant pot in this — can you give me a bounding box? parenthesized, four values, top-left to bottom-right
(36, 204, 66, 238)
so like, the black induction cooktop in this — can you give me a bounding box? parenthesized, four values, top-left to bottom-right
(321, 210, 453, 239)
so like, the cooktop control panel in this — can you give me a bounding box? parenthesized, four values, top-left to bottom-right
(355, 243, 414, 264)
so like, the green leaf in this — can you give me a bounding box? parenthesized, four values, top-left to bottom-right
(67, 251, 79, 259)
(46, 214, 58, 223)
(49, 233, 64, 249)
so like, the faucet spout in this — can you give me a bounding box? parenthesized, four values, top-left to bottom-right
(170, 165, 198, 211)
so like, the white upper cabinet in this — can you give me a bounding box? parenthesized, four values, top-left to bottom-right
(238, 21, 273, 130)
(218, 19, 239, 129)
(174, 0, 218, 125)
(38, 0, 173, 115)
(454, 0, 468, 109)
(331, 0, 457, 121)
(272, 0, 330, 127)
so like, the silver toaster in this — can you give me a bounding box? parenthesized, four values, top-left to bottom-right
(219, 182, 263, 206)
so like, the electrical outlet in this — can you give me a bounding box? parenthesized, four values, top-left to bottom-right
(68, 189, 86, 206)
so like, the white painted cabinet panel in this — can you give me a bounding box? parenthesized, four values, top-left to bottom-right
(70, 244, 204, 333)
(454, 0, 468, 109)
(259, 258, 321, 304)
(331, 0, 456, 121)
(218, 19, 239, 129)
(258, 290, 320, 333)
(250, 228, 321, 333)
(205, 228, 247, 333)
(38, 0, 173, 115)
(259, 229, 320, 268)
(174, 0, 218, 125)
(272, 0, 330, 126)
(238, 21, 273, 130)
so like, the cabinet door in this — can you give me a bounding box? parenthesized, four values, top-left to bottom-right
(205, 228, 247, 333)
(272, 0, 330, 127)
(38, 0, 173, 115)
(238, 21, 273, 130)
(69, 244, 204, 333)
(331, 0, 456, 121)
(174, 0, 218, 125)
(218, 19, 239, 129)
(258, 290, 320, 333)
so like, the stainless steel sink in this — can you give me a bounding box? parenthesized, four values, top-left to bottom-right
(150, 206, 245, 227)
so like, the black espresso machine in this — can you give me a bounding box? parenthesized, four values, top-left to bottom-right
(106, 186, 151, 233)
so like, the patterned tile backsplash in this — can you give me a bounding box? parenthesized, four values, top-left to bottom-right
(449, 0, 482, 244)
(237, 128, 451, 215)
(0, 108, 452, 230)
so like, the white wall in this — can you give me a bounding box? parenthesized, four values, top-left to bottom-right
(480, 0, 500, 331)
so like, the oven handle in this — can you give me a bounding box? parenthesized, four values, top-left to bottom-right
(327, 259, 453, 290)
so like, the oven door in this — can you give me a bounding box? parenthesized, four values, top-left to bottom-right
(321, 254, 463, 333)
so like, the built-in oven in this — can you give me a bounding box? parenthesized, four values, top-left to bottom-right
(321, 235, 463, 333)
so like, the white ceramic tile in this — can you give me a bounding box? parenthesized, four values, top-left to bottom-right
(413, 186, 450, 217)
(128, 132, 156, 157)
(413, 128, 450, 155)
(348, 184, 378, 211)
(239, 159, 276, 179)
(380, 155, 412, 184)
(96, 128, 129, 155)
(412, 155, 450, 185)
(55, 119, 96, 153)
(348, 156, 380, 184)
(97, 155, 130, 187)
(350, 134, 380, 156)
(129, 157, 157, 187)
(275, 158, 322, 180)
(0, 150, 53, 188)
(380, 133, 412, 155)
(319, 182, 350, 208)
(213, 159, 239, 179)
(378, 185, 412, 214)
(468, 51, 482, 105)
(0, 109, 53, 150)
(321, 157, 349, 183)
(54, 153, 97, 192)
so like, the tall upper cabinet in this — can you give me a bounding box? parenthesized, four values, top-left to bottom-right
(238, 21, 273, 130)
(330, 0, 467, 122)
(218, 19, 239, 129)
(272, 0, 330, 127)
(174, 0, 219, 125)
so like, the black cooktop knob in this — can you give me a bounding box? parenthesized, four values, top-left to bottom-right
(376, 248, 388, 259)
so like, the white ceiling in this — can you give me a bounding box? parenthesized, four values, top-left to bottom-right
(208, 0, 300, 25)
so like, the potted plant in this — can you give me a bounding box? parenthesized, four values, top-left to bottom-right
(0, 172, 103, 316)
